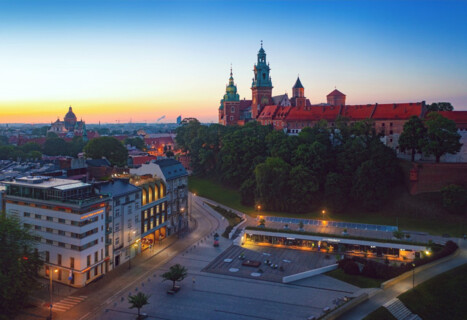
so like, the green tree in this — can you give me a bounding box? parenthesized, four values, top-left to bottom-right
(324, 172, 350, 213)
(46, 132, 58, 139)
(398, 116, 427, 162)
(427, 102, 454, 112)
(31, 126, 49, 137)
(128, 292, 150, 319)
(68, 136, 86, 157)
(28, 150, 42, 160)
(441, 184, 467, 214)
(124, 137, 146, 150)
(0, 135, 8, 145)
(20, 142, 42, 154)
(0, 145, 14, 159)
(255, 157, 291, 211)
(423, 113, 462, 163)
(83, 136, 129, 167)
(162, 264, 188, 290)
(287, 165, 320, 212)
(43, 137, 69, 156)
(0, 216, 43, 319)
(239, 176, 256, 206)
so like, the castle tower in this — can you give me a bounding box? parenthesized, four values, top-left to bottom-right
(251, 42, 273, 118)
(219, 67, 241, 125)
(292, 77, 306, 108)
(327, 88, 346, 106)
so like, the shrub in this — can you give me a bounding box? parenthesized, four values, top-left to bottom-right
(441, 184, 467, 214)
(342, 259, 360, 275)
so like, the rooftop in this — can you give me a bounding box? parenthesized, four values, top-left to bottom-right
(4, 176, 89, 189)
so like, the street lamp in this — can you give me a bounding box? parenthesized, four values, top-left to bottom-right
(412, 263, 416, 289)
(257, 204, 261, 211)
(189, 192, 196, 222)
(322, 210, 326, 221)
(48, 268, 59, 320)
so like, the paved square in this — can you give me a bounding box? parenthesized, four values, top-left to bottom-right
(203, 244, 337, 283)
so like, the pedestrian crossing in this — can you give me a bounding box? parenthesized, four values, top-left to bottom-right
(51, 295, 87, 312)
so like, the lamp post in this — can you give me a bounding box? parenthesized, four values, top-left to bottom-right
(48, 268, 58, 320)
(189, 192, 196, 222)
(322, 210, 326, 221)
(412, 263, 416, 289)
(128, 230, 136, 270)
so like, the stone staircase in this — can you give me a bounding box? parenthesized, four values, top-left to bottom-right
(383, 298, 422, 320)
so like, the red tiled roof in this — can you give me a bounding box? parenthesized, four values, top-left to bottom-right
(372, 103, 424, 120)
(144, 136, 174, 147)
(131, 155, 157, 166)
(436, 111, 467, 124)
(341, 105, 374, 120)
(327, 89, 346, 97)
(286, 105, 341, 121)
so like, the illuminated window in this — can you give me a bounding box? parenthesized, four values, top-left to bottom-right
(231, 106, 235, 112)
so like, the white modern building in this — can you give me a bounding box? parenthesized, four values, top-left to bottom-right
(4, 176, 109, 287)
(130, 159, 188, 235)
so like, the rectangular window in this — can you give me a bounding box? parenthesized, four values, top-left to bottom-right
(59, 218, 66, 224)
(115, 237, 120, 245)
(94, 267, 98, 276)
(47, 216, 53, 222)
(115, 209, 120, 217)
(46, 239, 53, 245)
(70, 257, 75, 269)
(58, 242, 65, 247)
(94, 251, 98, 263)
(46, 228, 53, 233)
(34, 225, 41, 231)
(150, 219, 154, 229)
(58, 270, 62, 281)
(58, 230, 65, 236)
(144, 210, 148, 219)
(144, 223, 148, 233)
(231, 106, 235, 112)
(35, 214, 41, 219)
(58, 254, 62, 266)
(45, 251, 50, 263)
(87, 255, 91, 267)
(86, 270, 90, 280)
(150, 207, 154, 216)
(230, 116, 234, 121)
(24, 212, 31, 217)
(156, 206, 159, 214)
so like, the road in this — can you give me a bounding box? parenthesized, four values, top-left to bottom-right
(50, 194, 223, 320)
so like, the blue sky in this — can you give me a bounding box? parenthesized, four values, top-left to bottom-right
(0, 0, 466, 123)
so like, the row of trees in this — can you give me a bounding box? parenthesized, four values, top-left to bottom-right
(176, 118, 401, 212)
(398, 113, 462, 162)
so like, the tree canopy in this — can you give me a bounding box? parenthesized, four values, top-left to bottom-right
(83, 136, 128, 166)
(398, 116, 427, 162)
(124, 137, 146, 150)
(162, 264, 188, 290)
(423, 113, 462, 162)
(427, 102, 454, 112)
(0, 215, 43, 319)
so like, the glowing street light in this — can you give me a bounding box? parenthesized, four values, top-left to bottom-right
(48, 268, 59, 320)
(322, 209, 326, 220)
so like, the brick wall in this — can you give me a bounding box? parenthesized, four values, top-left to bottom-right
(404, 162, 467, 195)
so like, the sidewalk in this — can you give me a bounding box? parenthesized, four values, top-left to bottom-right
(20, 219, 200, 320)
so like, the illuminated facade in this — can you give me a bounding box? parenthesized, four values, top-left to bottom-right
(4, 176, 109, 288)
(48, 106, 86, 138)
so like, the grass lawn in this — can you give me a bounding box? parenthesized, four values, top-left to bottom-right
(188, 176, 466, 237)
(398, 263, 467, 320)
(363, 307, 396, 320)
(325, 268, 384, 288)
(206, 203, 242, 238)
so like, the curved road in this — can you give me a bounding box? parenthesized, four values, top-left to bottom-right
(56, 194, 223, 320)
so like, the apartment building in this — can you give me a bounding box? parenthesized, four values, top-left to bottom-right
(4, 176, 109, 287)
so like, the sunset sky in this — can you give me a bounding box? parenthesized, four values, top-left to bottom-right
(1, 0, 466, 124)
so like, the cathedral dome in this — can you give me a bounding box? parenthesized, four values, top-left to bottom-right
(64, 106, 77, 123)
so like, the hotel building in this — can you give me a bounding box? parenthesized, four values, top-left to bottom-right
(4, 176, 109, 287)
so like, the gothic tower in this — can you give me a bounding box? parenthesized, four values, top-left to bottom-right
(292, 76, 306, 108)
(251, 42, 273, 118)
(219, 67, 240, 125)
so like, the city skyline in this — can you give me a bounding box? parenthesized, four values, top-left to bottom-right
(1, 0, 466, 124)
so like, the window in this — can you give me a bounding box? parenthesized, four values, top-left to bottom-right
(46, 239, 53, 245)
(94, 267, 98, 276)
(86, 270, 90, 280)
(94, 251, 98, 263)
(24, 212, 31, 217)
(382, 123, 385, 127)
(58, 242, 65, 247)
(128, 219, 132, 229)
(58, 270, 62, 281)
(45, 251, 50, 263)
(150, 219, 154, 229)
(115, 209, 120, 217)
(389, 130, 393, 135)
(70, 257, 75, 269)
(390, 122, 393, 127)
(115, 237, 120, 245)
(58, 230, 65, 236)
(58, 254, 62, 266)
(115, 222, 120, 232)
(47, 216, 53, 222)
(231, 106, 235, 113)
(35, 214, 41, 219)
(46, 228, 53, 233)
(230, 116, 234, 121)
(87, 255, 91, 267)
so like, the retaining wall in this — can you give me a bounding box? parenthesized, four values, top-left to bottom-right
(282, 264, 338, 283)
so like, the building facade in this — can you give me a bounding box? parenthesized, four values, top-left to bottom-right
(97, 179, 141, 269)
(48, 106, 87, 139)
(130, 159, 188, 235)
(4, 176, 109, 287)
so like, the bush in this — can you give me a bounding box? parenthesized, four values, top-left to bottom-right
(441, 184, 467, 214)
(340, 259, 360, 275)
